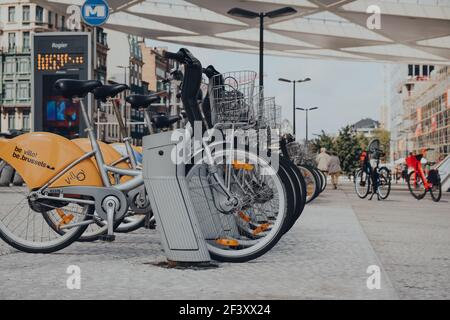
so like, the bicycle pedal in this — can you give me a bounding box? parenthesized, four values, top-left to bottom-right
(99, 235, 116, 242)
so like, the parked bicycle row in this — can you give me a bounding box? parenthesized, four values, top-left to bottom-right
(0, 48, 328, 263)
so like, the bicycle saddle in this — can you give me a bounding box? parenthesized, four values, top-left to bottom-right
(151, 114, 181, 129)
(93, 84, 129, 102)
(126, 94, 160, 109)
(54, 79, 102, 99)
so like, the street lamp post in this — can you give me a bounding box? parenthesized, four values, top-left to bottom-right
(228, 7, 297, 92)
(399, 129, 411, 157)
(117, 65, 130, 137)
(296, 107, 318, 145)
(279, 77, 311, 139)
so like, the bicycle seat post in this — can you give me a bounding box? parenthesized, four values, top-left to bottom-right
(78, 97, 111, 188)
(110, 97, 138, 169)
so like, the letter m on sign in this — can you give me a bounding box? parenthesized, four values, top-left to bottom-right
(85, 5, 106, 18)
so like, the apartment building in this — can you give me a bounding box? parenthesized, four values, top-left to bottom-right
(402, 66, 450, 162)
(390, 64, 436, 161)
(0, 1, 108, 133)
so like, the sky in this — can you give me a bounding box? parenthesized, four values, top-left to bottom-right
(145, 39, 387, 140)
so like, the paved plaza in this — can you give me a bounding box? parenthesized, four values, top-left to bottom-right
(0, 181, 448, 300)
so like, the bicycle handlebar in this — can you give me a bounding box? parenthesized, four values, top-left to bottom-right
(164, 51, 185, 62)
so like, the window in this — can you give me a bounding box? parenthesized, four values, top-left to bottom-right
(5, 58, 15, 74)
(61, 16, 65, 30)
(8, 33, 16, 51)
(423, 65, 428, 77)
(48, 11, 52, 26)
(22, 111, 30, 130)
(18, 58, 30, 73)
(36, 6, 43, 23)
(23, 32, 30, 51)
(55, 13, 58, 28)
(23, 5, 30, 22)
(408, 64, 413, 77)
(8, 112, 16, 130)
(415, 65, 420, 77)
(18, 82, 30, 100)
(4, 83, 15, 100)
(8, 6, 15, 22)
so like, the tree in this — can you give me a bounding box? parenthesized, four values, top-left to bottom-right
(334, 125, 361, 174)
(310, 130, 335, 154)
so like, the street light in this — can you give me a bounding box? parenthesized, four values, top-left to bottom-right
(117, 65, 131, 136)
(228, 6, 297, 92)
(278, 77, 311, 139)
(296, 107, 318, 145)
(399, 129, 412, 157)
(117, 65, 130, 85)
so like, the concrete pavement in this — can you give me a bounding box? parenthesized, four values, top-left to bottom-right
(0, 182, 448, 299)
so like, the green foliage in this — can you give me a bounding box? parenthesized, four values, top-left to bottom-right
(334, 125, 361, 174)
(310, 130, 334, 154)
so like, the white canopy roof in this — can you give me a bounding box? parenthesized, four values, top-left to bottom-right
(45, 0, 450, 64)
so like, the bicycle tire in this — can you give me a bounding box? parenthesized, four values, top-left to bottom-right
(186, 149, 290, 263)
(300, 164, 321, 203)
(377, 167, 391, 200)
(280, 158, 306, 234)
(430, 181, 442, 202)
(318, 169, 327, 193)
(407, 171, 426, 200)
(354, 169, 370, 199)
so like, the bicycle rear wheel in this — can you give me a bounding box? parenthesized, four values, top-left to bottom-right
(186, 149, 287, 262)
(430, 181, 442, 202)
(407, 171, 426, 200)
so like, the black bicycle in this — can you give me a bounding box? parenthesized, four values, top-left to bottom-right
(354, 139, 391, 200)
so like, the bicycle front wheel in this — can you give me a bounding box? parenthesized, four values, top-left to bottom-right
(377, 167, 391, 200)
(354, 169, 370, 199)
(0, 169, 92, 253)
(298, 165, 319, 203)
(407, 171, 426, 200)
(186, 149, 287, 262)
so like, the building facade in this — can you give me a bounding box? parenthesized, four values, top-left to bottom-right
(102, 33, 148, 146)
(141, 44, 182, 122)
(351, 118, 380, 138)
(401, 66, 450, 162)
(389, 64, 436, 161)
(0, 0, 108, 134)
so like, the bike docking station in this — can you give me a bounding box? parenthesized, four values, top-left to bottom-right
(142, 131, 212, 265)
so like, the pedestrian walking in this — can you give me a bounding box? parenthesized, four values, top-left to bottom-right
(316, 147, 330, 176)
(328, 151, 342, 189)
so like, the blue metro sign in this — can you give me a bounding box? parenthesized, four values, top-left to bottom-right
(81, 0, 110, 27)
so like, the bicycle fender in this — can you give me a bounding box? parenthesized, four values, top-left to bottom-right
(0, 132, 103, 189)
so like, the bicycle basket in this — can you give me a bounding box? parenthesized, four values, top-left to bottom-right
(259, 97, 281, 129)
(286, 142, 302, 160)
(208, 71, 257, 125)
